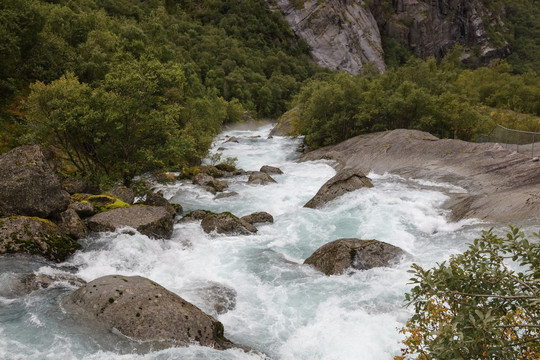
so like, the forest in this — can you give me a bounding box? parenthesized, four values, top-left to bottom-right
(0, 0, 539, 185)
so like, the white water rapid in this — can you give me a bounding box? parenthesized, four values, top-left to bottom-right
(1, 123, 494, 359)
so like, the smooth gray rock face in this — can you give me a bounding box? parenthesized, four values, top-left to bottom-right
(247, 172, 277, 185)
(304, 238, 405, 275)
(87, 206, 174, 239)
(0, 216, 81, 262)
(201, 212, 257, 235)
(304, 168, 374, 208)
(260, 165, 283, 175)
(62, 275, 237, 350)
(270, 0, 385, 74)
(0, 145, 71, 218)
(240, 212, 274, 225)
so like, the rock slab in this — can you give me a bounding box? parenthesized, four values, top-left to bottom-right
(0, 145, 70, 218)
(304, 168, 374, 208)
(63, 275, 236, 350)
(304, 238, 405, 275)
(87, 206, 174, 239)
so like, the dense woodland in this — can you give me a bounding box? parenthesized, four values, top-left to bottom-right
(0, 0, 539, 185)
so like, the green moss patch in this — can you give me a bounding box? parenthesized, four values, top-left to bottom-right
(86, 195, 130, 213)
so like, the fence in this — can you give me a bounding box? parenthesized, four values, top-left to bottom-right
(477, 124, 540, 159)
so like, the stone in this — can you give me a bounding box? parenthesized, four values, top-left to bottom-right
(224, 136, 239, 143)
(0, 216, 81, 262)
(55, 208, 88, 239)
(0, 272, 86, 298)
(182, 281, 237, 316)
(85, 195, 130, 214)
(106, 186, 135, 205)
(180, 210, 211, 222)
(87, 206, 174, 239)
(0, 145, 71, 218)
(260, 165, 283, 175)
(62, 275, 238, 350)
(304, 168, 373, 208)
(193, 173, 228, 193)
(214, 192, 239, 200)
(201, 212, 257, 235)
(240, 212, 274, 225)
(247, 172, 277, 185)
(304, 238, 406, 275)
(144, 192, 181, 216)
(69, 201, 96, 219)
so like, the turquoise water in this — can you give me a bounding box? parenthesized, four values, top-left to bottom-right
(1, 124, 489, 359)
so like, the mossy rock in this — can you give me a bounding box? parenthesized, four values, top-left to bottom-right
(85, 195, 130, 214)
(0, 216, 81, 262)
(215, 163, 237, 172)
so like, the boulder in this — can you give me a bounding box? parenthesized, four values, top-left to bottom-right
(304, 168, 373, 208)
(182, 281, 237, 316)
(304, 238, 405, 275)
(260, 165, 283, 175)
(69, 201, 96, 219)
(106, 186, 135, 205)
(0, 145, 71, 218)
(144, 191, 182, 216)
(247, 172, 277, 185)
(0, 272, 86, 298)
(214, 192, 239, 200)
(201, 212, 257, 235)
(62, 275, 238, 350)
(55, 208, 88, 239)
(193, 173, 228, 193)
(180, 210, 212, 222)
(0, 216, 81, 262)
(87, 206, 174, 239)
(224, 136, 239, 144)
(241, 212, 274, 225)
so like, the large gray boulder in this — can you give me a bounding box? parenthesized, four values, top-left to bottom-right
(144, 191, 182, 216)
(304, 168, 374, 208)
(304, 238, 405, 275)
(201, 212, 257, 235)
(55, 208, 88, 239)
(0, 145, 71, 218)
(62, 275, 238, 350)
(87, 206, 174, 239)
(247, 172, 277, 185)
(0, 216, 81, 262)
(106, 186, 135, 205)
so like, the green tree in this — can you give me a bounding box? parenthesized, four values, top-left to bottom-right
(396, 227, 540, 360)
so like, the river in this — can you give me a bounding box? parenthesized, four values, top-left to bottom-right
(1, 123, 492, 359)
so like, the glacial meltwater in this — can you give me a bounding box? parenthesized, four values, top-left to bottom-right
(0, 123, 512, 359)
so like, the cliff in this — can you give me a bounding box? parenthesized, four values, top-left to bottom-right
(268, 0, 386, 74)
(268, 0, 510, 73)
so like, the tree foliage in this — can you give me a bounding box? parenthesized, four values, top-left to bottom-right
(292, 55, 540, 149)
(396, 227, 540, 360)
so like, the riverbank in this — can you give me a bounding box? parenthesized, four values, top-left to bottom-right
(301, 129, 540, 224)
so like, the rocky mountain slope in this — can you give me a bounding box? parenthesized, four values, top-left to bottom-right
(268, 0, 509, 73)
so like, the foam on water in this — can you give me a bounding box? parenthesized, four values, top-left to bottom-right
(1, 123, 489, 359)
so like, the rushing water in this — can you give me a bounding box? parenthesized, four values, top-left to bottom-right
(0, 123, 498, 359)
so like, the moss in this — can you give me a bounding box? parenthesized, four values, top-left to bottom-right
(86, 195, 130, 213)
(71, 193, 91, 202)
(215, 163, 236, 172)
(108, 297, 115, 303)
(212, 321, 227, 342)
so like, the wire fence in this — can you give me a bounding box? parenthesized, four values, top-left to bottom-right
(477, 124, 540, 159)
